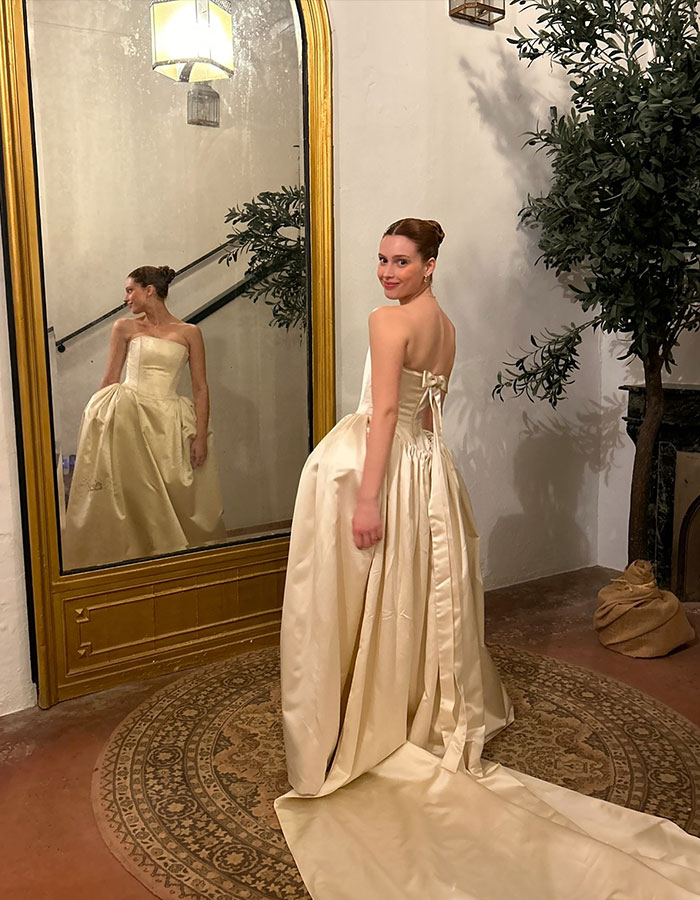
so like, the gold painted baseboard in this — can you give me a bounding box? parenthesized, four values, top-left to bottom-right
(48, 538, 288, 704)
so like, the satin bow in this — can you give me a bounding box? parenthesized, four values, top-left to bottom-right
(421, 371, 448, 393)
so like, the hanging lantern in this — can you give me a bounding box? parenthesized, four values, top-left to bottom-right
(187, 82, 220, 127)
(449, 0, 505, 26)
(150, 0, 234, 82)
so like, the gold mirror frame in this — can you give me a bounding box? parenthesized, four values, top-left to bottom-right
(0, 0, 334, 708)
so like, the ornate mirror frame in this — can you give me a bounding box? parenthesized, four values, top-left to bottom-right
(0, 0, 334, 708)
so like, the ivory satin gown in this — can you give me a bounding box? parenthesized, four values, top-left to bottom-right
(63, 335, 226, 569)
(276, 350, 700, 899)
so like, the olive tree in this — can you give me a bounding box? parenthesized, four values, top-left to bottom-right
(495, 0, 700, 562)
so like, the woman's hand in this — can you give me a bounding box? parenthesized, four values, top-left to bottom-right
(352, 496, 383, 549)
(190, 435, 208, 468)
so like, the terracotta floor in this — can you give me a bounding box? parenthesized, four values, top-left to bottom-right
(1, 566, 699, 900)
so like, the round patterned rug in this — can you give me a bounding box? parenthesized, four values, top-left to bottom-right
(92, 645, 700, 900)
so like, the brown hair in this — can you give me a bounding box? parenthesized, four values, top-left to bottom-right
(382, 218, 445, 262)
(128, 265, 177, 299)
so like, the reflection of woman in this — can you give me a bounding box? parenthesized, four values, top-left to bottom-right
(63, 265, 226, 569)
(275, 220, 700, 897)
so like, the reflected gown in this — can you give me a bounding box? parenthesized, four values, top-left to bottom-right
(275, 350, 700, 899)
(63, 335, 226, 569)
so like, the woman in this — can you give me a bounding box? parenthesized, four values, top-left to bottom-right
(276, 220, 700, 899)
(62, 265, 226, 569)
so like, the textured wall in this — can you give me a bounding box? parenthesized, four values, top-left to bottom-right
(0, 242, 36, 716)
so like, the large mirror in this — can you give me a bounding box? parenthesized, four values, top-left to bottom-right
(1, 0, 333, 706)
(26, 0, 310, 571)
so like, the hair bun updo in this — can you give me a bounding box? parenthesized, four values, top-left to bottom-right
(128, 264, 177, 299)
(382, 217, 446, 262)
(159, 265, 177, 285)
(426, 220, 446, 247)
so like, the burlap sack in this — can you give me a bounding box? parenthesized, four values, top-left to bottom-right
(593, 560, 695, 658)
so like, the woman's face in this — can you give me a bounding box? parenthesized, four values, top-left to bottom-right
(123, 277, 151, 314)
(377, 235, 434, 301)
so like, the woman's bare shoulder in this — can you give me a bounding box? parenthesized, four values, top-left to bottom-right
(368, 305, 408, 332)
(369, 304, 403, 319)
(181, 322, 204, 347)
(112, 317, 139, 336)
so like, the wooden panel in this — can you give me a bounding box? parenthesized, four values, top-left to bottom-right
(55, 545, 287, 696)
(65, 593, 157, 672)
(56, 629, 282, 703)
(238, 570, 285, 619)
(154, 590, 203, 642)
(197, 579, 234, 628)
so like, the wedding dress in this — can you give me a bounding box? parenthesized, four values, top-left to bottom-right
(275, 349, 700, 899)
(63, 335, 226, 569)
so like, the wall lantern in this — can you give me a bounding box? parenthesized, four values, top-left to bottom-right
(187, 82, 220, 127)
(150, 0, 234, 83)
(449, 0, 505, 26)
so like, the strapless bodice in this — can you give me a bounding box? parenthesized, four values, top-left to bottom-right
(355, 348, 449, 441)
(123, 336, 189, 399)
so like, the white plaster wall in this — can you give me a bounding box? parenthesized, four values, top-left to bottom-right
(0, 246, 36, 716)
(327, 0, 602, 588)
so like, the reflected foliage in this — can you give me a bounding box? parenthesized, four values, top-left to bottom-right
(220, 185, 307, 331)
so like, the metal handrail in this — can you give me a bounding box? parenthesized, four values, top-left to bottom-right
(185, 267, 274, 325)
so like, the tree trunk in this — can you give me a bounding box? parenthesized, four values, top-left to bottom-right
(627, 342, 664, 563)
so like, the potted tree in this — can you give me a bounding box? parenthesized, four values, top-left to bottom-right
(495, 0, 700, 572)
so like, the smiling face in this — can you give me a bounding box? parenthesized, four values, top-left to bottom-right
(377, 235, 435, 301)
(123, 277, 153, 314)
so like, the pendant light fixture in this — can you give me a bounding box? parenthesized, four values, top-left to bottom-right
(449, 0, 505, 26)
(150, 0, 234, 83)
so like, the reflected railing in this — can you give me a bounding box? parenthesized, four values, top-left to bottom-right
(186, 264, 276, 325)
(53, 241, 243, 352)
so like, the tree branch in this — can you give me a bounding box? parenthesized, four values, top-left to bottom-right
(494, 317, 603, 407)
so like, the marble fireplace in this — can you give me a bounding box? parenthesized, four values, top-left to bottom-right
(624, 385, 700, 600)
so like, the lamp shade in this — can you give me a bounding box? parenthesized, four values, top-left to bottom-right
(449, 0, 505, 26)
(150, 0, 234, 82)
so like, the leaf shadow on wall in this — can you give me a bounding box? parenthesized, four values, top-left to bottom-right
(485, 399, 626, 579)
(454, 38, 585, 330)
(447, 40, 618, 580)
(458, 42, 563, 211)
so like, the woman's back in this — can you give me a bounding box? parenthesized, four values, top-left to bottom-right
(398, 297, 456, 377)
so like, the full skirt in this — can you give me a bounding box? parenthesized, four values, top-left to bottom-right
(63, 383, 225, 569)
(276, 412, 700, 899)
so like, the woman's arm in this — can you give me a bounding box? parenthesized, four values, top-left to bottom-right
(352, 307, 407, 549)
(98, 320, 130, 389)
(187, 325, 210, 468)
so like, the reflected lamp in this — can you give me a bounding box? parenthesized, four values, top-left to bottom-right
(449, 0, 505, 26)
(150, 0, 234, 82)
(187, 82, 220, 127)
